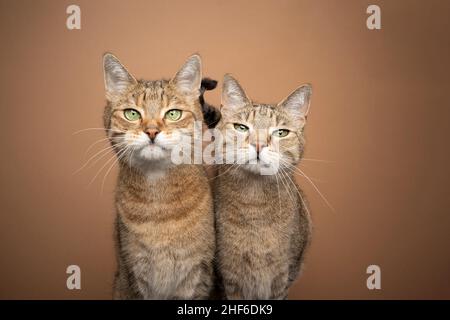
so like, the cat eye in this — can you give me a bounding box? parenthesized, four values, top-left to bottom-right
(124, 109, 141, 121)
(233, 123, 249, 133)
(272, 129, 290, 138)
(165, 109, 182, 121)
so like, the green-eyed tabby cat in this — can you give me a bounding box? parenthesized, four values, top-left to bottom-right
(102, 53, 215, 299)
(214, 74, 313, 300)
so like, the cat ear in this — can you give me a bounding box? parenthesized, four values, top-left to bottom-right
(103, 53, 137, 99)
(221, 74, 250, 111)
(277, 84, 312, 121)
(171, 54, 202, 96)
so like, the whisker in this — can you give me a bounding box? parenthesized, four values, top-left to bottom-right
(72, 127, 124, 135)
(73, 141, 128, 175)
(297, 166, 334, 212)
(274, 171, 282, 215)
(88, 142, 131, 169)
(279, 146, 334, 163)
(84, 137, 112, 157)
(279, 167, 311, 216)
(228, 163, 243, 178)
(101, 146, 134, 194)
(73, 145, 116, 175)
(282, 161, 334, 213)
(302, 158, 334, 163)
(279, 162, 324, 183)
(274, 157, 328, 214)
(127, 145, 136, 170)
(209, 164, 239, 181)
(277, 169, 297, 209)
(88, 147, 128, 188)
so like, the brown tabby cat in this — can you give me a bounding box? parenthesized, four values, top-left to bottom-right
(214, 74, 313, 300)
(102, 53, 215, 299)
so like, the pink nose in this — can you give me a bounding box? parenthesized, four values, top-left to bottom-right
(146, 129, 160, 142)
(253, 143, 266, 153)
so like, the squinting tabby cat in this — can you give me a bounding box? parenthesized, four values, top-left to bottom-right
(102, 53, 215, 299)
(214, 74, 313, 299)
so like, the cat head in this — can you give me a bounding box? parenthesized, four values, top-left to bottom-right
(218, 74, 312, 175)
(102, 53, 204, 170)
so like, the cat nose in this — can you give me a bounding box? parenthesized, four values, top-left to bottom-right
(145, 129, 160, 143)
(252, 143, 266, 154)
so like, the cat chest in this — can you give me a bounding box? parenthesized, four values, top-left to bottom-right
(129, 243, 197, 299)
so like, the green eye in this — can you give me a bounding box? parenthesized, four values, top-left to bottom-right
(124, 109, 141, 121)
(273, 129, 290, 137)
(233, 123, 249, 132)
(165, 109, 182, 121)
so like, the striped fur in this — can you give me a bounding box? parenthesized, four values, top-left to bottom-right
(103, 53, 215, 299)
(214, 75, 313, 299)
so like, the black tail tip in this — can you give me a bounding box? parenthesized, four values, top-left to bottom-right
(201, 78, 218, 91)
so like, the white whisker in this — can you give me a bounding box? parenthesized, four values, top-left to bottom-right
(84, 137, 112, 157)
(101, 146, 134, 194)
(72, 127, 124, 135)
(279, 167, 311, 216)
(209, 164, 238, 181)
(274, 171, 282, 216)
(279, 159, 334, 213)
(88, 147, 128, 188)
(73, 141, 128, 175)
(302, 158, 334, 163)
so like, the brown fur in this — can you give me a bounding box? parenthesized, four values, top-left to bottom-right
(214, 75, 313, 299)
(103, 53, 215, 299)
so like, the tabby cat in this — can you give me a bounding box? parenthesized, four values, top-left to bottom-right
(214, 74, 313, 299)
(102, 53, 215, 299)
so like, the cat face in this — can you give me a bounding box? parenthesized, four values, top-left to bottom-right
(218, 74, 312, 175)
(102, 54, 203, 170)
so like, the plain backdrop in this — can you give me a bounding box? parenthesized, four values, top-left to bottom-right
(0, 0, 449, 299)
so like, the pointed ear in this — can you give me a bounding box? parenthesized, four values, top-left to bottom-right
(278, 84, 312, 121)
(103, 53, 137, 99)
(221, 74, 250, 113)
(171, 54, 202, 96)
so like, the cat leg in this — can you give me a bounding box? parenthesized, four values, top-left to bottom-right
(113, 270, 135, 300)
(173, 262, 214, 300)
(222, 276, 245, 300)
(270, 269, 290, 300)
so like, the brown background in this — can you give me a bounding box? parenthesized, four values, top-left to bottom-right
(0, 0, 449, 299)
